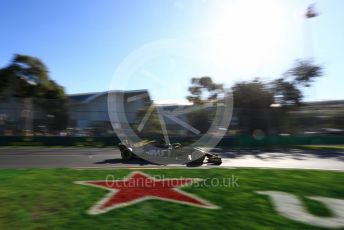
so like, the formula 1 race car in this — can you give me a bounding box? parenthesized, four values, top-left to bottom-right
(118, 139, 222, 166)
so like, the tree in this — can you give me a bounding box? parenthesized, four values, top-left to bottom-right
(232, 79, 275, 134)
(232, 79, 274, 109)
(187, 77, 224, 104)
(273, 59, 323, 105)
(231, 60, 323, 134)
(271, 59, 323, 133)
(0, 54, 69, 132)
(0, 55, 49, 97)
(186, 76, 225, 134)
(272, 79, 302, 105)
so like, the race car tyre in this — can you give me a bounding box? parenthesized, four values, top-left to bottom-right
(121, 149, 133, 160)
(186, 155, 205, 167)
(207, 156, 222, 165)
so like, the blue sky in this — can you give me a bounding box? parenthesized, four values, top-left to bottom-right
(0, 0, 343, 102)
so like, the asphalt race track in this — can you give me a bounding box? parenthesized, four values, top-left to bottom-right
(0, 147, 343, 170)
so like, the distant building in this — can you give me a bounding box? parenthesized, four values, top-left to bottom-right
(68, 90, 195, 136)
(1, 89, 344, 136)
(68, 90, 151, 135)
(289, 100, 344, 133)
(0, 96, 38, 135)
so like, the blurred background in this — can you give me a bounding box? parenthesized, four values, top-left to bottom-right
(0, 1, 344, 229)
(0, 0, 343, 147)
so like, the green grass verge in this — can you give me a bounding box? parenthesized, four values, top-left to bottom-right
(0, 168, 342, 229)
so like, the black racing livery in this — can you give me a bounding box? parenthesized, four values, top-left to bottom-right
(118, 139, 222, 166)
